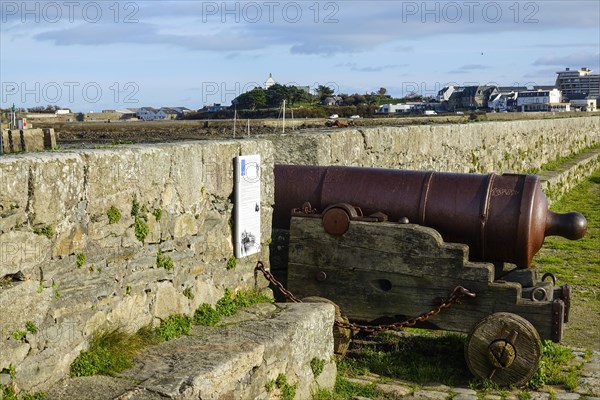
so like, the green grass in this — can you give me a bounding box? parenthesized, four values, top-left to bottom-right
(107, 206, 121, 224)
(131, 195, 149, 242)
(340, 332, 469, 386)
(75, 253, 86, 268)
(12, 330, 27, 342)
(540, 143, 600, 172)
(322, 331, 586, 399)
(0, 385, 47, 400)
(311, 358, 326, 377)
(266, 374, 297, 400)
(312, 376, 385, 400)
(534, 168, 600, 303)
(70, 289, 272, 377)
(70, 328, 159, 377)
(193, 289, 272, 326)
(226, 256, 237, 270)
(130, 195, 140, 217)
(1, 365, 16, 380)
(134, 216, 149, 242)
(156, 248, 174, 270)
(528, 341, 581, 391)
(33, 225, 53, 239)
(155, 314, 192, 341)
(25, 321, 37, 335)
(183, 287, 194, 300)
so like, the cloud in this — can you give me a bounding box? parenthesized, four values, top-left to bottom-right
(532, 52, 600, 68)
(394, 45, 414, 53)
(449, 64, 491, 73)
(459, 64, 491, 70)
(523, 68, 561, 78)
(33, 23, 264, 51)
(333, 62, 407, 72)
(19, 0, 598, 56)
(352, 64, 405, 72)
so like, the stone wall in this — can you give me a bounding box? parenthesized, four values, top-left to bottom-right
(267, 117, 599, 175)
(0, 140, 274, 392)
(0, 116, 598, 394)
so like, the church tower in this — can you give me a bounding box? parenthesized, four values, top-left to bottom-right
(265, 73, 276, 90)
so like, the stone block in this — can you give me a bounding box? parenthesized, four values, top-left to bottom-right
(329, 129, 366, 166)
(173, 213, 197, 238)
(1, 129, 11, 153)
(152, 281, 190, 320)
(53, 224, 87, 257)
(201, 141, 239, 199)
(0, 231, 51, 277)
(0, 281, 52, 342)
(108, 302, 336, 400)
(43, 128, 57, 148)
(82, 149, 140, 219)
(20, 129, 45, 152)
(28, 153, 86, 227)
(0, 157, 31, 212)
(0, 340, 30, 371)
(163, 143, 204, 212)
(8, 130, 22, 152)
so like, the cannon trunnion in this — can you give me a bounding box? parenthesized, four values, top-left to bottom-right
(285, 204, 572, 386)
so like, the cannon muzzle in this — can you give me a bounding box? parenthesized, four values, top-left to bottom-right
(273, 165, 587, 268)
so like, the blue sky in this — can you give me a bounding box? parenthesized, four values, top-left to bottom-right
(1, 0, 599, 112)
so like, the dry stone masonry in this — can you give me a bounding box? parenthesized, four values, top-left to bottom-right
(0, 116, 598, 395)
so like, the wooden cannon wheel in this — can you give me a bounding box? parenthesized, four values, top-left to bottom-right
(465, 312, 542, 386)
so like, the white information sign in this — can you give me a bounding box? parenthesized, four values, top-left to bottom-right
(234, 154, 261, 258)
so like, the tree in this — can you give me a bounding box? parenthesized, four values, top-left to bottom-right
(265, 84, 289, 108)
(402, 91, 423, 102)
(289, 86, 311, 105)
(378, 87, 387, 96)
(315, 85, 335, 101)
(233, 87, 266, 110)
(27, 104, 62, 113)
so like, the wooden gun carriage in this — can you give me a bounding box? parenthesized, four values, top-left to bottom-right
(272, 165, 588, 386)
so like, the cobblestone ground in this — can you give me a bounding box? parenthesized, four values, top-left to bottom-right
(347, 350, 600, 400)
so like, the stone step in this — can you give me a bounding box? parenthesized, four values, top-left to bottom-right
(45, 303, 336, 400)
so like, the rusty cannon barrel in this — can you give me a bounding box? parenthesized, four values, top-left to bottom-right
(273, 165, 587, 268)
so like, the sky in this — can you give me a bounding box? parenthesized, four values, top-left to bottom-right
(1, 0, 599, 112)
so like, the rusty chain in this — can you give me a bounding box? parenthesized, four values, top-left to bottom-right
(256, 261, 476, 333)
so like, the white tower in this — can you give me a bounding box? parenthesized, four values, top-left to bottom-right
(265, 73, 276, 90)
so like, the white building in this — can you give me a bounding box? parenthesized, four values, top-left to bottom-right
(555, 67, 600, 97)
(265, 73, 276, 90)
(436, 86, 456, 102)
(376, 103, 415, 114)
(157, 108, 180, 120)
(136, 107, 160, 120)
(568, 95, 598, 112)
(516, 89, 567, 111)
(488, 91, 519, 112)
(487, 93, 505, 111)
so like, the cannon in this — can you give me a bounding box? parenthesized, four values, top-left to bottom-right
(270, 165, 588, 386)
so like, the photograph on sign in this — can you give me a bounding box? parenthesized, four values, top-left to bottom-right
(234, 155, 261, 258)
